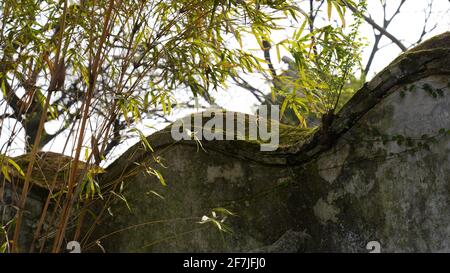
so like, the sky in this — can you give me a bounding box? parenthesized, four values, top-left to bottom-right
(1, 0, 449, 164)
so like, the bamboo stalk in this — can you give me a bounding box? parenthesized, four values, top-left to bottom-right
(51, 0, 118, 253)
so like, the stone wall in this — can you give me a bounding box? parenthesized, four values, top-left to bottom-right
(83, 32, 450, 253)
(3, 32, 450, 253)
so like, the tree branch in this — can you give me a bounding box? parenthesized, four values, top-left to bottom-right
(342, 0, 407, 52)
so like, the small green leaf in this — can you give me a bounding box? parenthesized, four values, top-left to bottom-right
(1, 80, 6, 96)
(1, 166, 11, 182)
(110, 191, 132, 211)
(212, 207, 236, 216)
(153, 169, 166, 186)
(7, 158, 25, 177)
(327, 0, 332, 20)
(147, 190, 165, 200)
(0, 241, 8, 253)
(333, 3, 346, 27)
(276, 43, 281, 62)
(280, 97, 289, 118)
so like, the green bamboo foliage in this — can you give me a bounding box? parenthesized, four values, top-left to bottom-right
(0, 0, 365, 252)
(275, 0, 365, 126)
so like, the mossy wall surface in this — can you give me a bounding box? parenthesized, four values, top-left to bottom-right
(4, 33, 450, 253)
(86, 33, 450, 253)
(301, 74, 450, 252)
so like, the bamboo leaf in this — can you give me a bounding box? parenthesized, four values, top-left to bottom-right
(7, 158, 24, 177)
(1, 166, 11, 182)
(147, 190, 165, 200)
(327, 0, 333, 19)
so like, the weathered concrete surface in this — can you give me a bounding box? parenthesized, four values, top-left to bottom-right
(80, 32, 450, 253)
(303, 74, 450, 252)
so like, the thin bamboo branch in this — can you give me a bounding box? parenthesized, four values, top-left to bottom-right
(51, 0, 118, 253)
(11, 0, 70, 253)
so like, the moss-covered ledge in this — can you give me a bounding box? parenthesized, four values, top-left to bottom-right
(104, 33, 450, 180)
(286, 32, 450, 164)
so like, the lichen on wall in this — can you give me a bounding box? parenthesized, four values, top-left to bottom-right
(305, 74, 450, 252)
